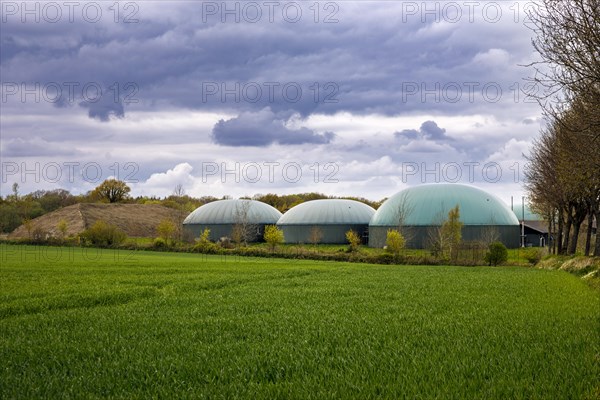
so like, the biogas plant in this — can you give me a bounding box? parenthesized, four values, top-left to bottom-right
(183, 183, 536, 249)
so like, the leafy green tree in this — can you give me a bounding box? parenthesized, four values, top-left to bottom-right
(441, 205, 463, 261)
(485, 242, 508, 266)
(156, 219, 176, 246)
(11, 183, 19, 201)
(91, 179, 131, 203)
(29, 189, 75, 213)
(264, 225, 284, 252)
(0, 204, 21, 233)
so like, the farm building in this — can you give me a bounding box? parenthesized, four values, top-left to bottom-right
(276, 199, 376, 244)
(512, 203, 549, 247)
(368, 184, 521, 248)
(182, 199, 282, 242)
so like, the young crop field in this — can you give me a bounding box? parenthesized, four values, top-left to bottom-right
(1, 244, 599, 399)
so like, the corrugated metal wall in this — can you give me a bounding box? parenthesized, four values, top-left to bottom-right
(280, 224, 369, 244)
(368, 225, 521, 249)
(183, 223, 267, 242)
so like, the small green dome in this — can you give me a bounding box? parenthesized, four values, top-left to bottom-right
(370, 184, 519, 226)
(183, 199, 282, 225)
(277, 199, 376, 225)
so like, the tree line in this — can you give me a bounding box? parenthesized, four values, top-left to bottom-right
(525, 0, 599, 256)
(0, 178, 383, 234)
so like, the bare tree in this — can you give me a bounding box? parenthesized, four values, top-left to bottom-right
(481, 216, 500, 247)
(525, 100, 600, 255)
(392, 192, 415, 247)
(309, 226, 323, 246)
(426, 205, 463, 260)
(527, 0, 600, 138)
(232, 200, 258, 246)
(173, 184, 185, 197)
(426, 208, 447, 258)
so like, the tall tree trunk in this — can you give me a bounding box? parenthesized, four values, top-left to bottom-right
(568, 222, 582, 254)
(548, 218, 553, 253)
(595, 210, 600, 257)
(568, 203, 588, 255)
(584, 212, 593, 256)
(557, 211, 564, 255)
(562, 206, 573, 254)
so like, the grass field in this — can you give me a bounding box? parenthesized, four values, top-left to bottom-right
(1, 244, 599, 399)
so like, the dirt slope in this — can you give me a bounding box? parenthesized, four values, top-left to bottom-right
(9, 203, 187, 239)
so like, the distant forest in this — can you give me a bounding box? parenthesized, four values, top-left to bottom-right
(0, 181, 383, 234)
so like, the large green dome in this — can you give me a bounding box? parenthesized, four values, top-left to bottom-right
(370, 184, 519, 226)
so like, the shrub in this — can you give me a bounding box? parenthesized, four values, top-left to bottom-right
(264, 225, 284, 252)
(156, 219, 177, 246)
(30, 226, 48, 243)
(193, 228, 220, 254)
(56, 219, 68, 241)
(485, 241, 508, 266)
(218, 236, 234, 249)
(385, 229, 405, 259)
(80, 220, 127, 247)
(346, 230, 361, 252)
(152, 237, 170, 250)
(523, 248, 543, 265)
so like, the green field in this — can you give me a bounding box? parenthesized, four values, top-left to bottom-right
(1, 245, 599, 399)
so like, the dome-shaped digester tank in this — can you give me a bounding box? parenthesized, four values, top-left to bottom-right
(277, 199, 376, 244)
(368, 184, 520, 248)
(183, 199, 282, 242)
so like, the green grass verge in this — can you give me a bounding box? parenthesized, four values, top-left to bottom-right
(3, 237, 541, 266)
(1, 244, 598, 399)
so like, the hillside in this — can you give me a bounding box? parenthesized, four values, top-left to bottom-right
(8, 203, 187, 239)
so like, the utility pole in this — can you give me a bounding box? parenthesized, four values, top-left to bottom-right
(521, 196, 525, 247)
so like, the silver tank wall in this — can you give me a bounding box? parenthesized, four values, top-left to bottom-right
(280, 224, 369, 244)
(368, 225, 521, 249)
(183, 224, 267, 242)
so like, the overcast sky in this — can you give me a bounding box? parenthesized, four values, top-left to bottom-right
(1, 1, 543, 204)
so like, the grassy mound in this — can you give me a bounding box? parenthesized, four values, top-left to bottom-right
(538, 256, 600, 289)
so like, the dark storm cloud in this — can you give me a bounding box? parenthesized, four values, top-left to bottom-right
(0, 2, 538, 121)
(420, 120, 452, 140)
(79, 95, 125, 122)
(211, 109, 335, 147)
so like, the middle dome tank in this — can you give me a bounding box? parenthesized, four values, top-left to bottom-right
(276, 199, 376, 244)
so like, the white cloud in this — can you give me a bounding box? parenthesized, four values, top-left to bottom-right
(134, 163, 195, 197)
